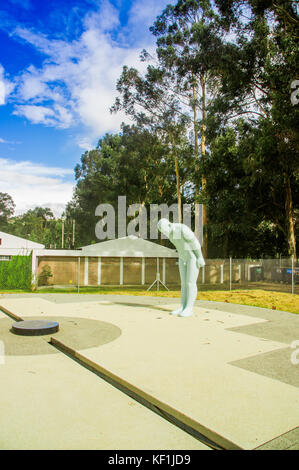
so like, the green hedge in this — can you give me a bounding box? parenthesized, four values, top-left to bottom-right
(0, 254, 32, 289)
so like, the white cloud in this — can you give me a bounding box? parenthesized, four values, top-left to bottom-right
(13, 105, 55, 124)
(0, 158, 74, 217)
(12, 24, 138, 135)
(76, 136, 95, 151)
(0, 137, 20, 144)
(0, 64, 14, 105)
(17, 72, 48, 101)
(13, 104, 74, 128)
(123, 0, 170, 44)
(83, 0, 120, 32)
(9, 0, 173, 143)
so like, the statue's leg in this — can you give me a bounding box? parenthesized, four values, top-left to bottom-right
(170, 259, 187, 315)
(179, 257, 199, 317)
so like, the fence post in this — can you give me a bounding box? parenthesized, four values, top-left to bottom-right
(98, 257, 101, 286)
(292, 255, 294, 295)
(31, 249, 37, 289)
(84, 257, 89, 286)
(220, 264, 224, 284)
(120, 257, 124, 286)
(78, 257, 80, 293)
(141, 257, 145, 285)
(230, 257, 232, 291)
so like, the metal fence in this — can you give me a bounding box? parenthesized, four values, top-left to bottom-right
(196, 257, 299, 295)
(0, 254, 298, 295)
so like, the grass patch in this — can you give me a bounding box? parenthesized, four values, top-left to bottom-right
(196, 289, 299, 314)
(1, 285, 298, 314)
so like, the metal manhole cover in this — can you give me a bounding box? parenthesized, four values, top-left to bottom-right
(11, 320, 59, 336)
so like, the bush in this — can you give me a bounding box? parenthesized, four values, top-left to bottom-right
(0, 253, 32, 289)
(38, 264, 53, 286)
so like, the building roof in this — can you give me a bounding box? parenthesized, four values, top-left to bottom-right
(0, 234, 177, 258)
(81, 236, 178, 258)
(0, 231, 45, 250)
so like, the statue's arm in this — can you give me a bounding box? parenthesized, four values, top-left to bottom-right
(182, 226, 205, 268)
(194, 246, 205, 269)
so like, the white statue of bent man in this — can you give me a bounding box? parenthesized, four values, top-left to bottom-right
(157, 218, 205, 317)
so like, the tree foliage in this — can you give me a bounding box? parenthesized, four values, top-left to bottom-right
(0, 192, 15, 231)
(67, 125, 193, 246)
(205, 0, 299, 256)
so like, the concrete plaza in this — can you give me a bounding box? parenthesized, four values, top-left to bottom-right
(0, 293, 298, 450)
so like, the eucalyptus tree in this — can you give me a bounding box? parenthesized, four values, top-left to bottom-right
(149, 0, 226, 256)
(111, 62, 192, 223)
(67, 126, 181, 245)
(202, 119, 292, 257)
(209, 0, 299, 257)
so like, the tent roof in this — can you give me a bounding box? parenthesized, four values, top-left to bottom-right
(0, 231, 44, 249)
(81, 236, 178, 258)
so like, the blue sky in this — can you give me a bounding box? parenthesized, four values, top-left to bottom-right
(0, 0, 171, 216)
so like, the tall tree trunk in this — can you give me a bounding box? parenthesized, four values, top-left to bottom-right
(174, 154, 182, 223)
(170, 134, 182, 223)
(284, 171, 296, 258)
(200, 74, 208, 258)
(193, 81, 201, 243)
(224, 230, 229, 258)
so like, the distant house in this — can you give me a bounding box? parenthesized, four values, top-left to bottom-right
(36, 235, 179, 287)
(0, 232, 258, 288)
(0, 231, 44, 259)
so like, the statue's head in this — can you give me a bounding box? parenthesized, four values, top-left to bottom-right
(157, 218, 172, 238)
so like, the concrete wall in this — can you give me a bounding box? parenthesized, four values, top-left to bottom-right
(123, 257, 142, 285)
(38, 256, 78, 286)
(37, 256, 180, 287)
(101, 257, 120, 285)
(165, 258, 180, 284)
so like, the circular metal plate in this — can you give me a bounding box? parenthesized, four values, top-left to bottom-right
(11, 320, 59, 336)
